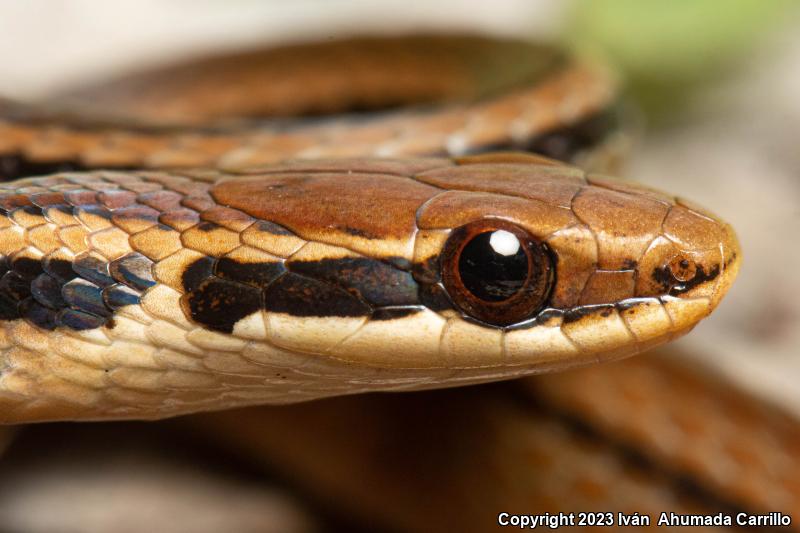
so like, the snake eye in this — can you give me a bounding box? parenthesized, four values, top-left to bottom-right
(441, 220, 554, 326)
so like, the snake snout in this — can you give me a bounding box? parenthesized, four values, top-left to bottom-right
(633, 199, 741, 333)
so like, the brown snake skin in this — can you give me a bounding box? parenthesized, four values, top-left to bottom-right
(0, 34, 779, 532)
(192, 352, 798, 532)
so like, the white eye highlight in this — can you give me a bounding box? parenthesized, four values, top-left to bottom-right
(489, 229, 521, 257)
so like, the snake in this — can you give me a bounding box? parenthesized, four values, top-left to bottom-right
(0, 32, 740, 453)
(192, 351, 800, 532)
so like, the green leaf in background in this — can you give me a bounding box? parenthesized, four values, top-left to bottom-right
(566, 0, 796, 120)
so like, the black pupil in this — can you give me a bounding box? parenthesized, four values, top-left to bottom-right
(458, 231, 529, 302)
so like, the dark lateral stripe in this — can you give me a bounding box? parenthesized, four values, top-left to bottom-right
(181, 255, 425, 333)
(0, 153, 86, 181)
(418, 282, 454, 313)
(264, 273, 370, 318)
(0, 250, 691, 335)
(459, 105, 623, 163)
(216, 257, 286, 288)
(181, 260, 424, 333)
(0, 152, 137, 181)
(287, 257, 419, 307)
(0, 255, 150, 331)
(181, 256, 279, 334)
(524, 105, 623, 162)
(651, 264, 721, 296)
(181, 276, 262, 334)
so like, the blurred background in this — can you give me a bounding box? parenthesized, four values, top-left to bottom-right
(0, 1, 799, 531)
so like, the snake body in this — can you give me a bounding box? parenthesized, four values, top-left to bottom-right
(0, 36, 619, 177)
(0, 35, 739, 425)
(196, 352, 800, 532)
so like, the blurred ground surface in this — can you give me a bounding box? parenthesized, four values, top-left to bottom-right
(0, 423, 323, 533)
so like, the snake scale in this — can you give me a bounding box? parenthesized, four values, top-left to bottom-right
(0, 34, 764, 531)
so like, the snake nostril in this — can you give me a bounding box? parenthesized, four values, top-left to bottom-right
(668, 256, 697, 283)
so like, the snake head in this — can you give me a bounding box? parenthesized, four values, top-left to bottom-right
(406, 154, 741, 377)
(0, 156, 739, 421)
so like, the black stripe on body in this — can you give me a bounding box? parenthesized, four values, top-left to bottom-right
(0, 252, 683, 335)
(180, 255, 428, 334)
(287, 258, 418, 307)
